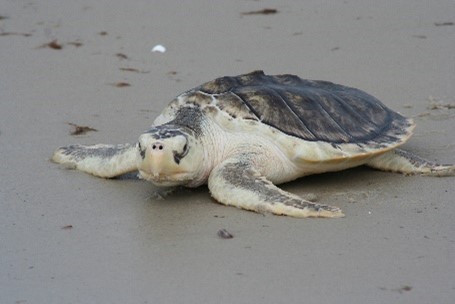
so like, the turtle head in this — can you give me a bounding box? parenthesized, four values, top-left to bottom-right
(136, 125, 204, 187)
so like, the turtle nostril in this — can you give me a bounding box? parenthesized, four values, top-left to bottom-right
(152, 143, 164, 150)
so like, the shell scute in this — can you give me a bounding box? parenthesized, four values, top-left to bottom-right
(186, 91, 213, 106)
(214, 93, 256, 120)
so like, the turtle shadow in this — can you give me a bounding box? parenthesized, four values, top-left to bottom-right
(114, 171, 141, 180)
(282, 166, 397, 204)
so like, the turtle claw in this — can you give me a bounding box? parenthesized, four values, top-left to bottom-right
(279, 199, 345, 218)
(304, 202, 345, 218)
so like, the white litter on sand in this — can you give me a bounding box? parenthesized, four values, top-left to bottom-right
(151, 44, 166, 53)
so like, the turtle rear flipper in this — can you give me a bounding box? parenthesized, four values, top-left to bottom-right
(367, 149, 455, 176)
(52, 143, 138, 178)
(208, 156, 344, 218)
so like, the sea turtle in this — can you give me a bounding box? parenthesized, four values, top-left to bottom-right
(52, 71, 454, 218)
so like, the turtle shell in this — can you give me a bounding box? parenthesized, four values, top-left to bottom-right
(193, 70, 413, 146)
(154, 71, 415, 163)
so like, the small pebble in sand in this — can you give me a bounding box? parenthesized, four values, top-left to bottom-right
(217, 229, 233, 239)
(40, 39, 63, 50)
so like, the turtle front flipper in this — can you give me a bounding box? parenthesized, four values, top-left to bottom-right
(208, 157, 344, 218)
(52, 144, 138, 178)
(367, 149, 455, 176)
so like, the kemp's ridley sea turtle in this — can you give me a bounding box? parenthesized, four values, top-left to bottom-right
(52, 71, 454, 218)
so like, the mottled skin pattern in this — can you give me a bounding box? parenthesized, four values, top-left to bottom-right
(52, 71, 454, 218)
(209, 156, 342, 217)
(58, 144, 133, 161)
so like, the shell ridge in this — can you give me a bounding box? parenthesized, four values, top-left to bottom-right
(330, 92, 373, 128)
(363, 97, 396, 140)
(310, 92, 354, 142)
(272, 88, 318, 139)
(331, 93, 382, 140)
(229, 90, 261, 120)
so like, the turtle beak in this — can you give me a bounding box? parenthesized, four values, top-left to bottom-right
(141, 140, 183, 178)
(147, 141, 166, 176)
(150, 158, 164, 177)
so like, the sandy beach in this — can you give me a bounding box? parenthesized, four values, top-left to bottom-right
(1, 1, 454, 303)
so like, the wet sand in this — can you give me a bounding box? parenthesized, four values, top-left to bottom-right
(1, 1, 454, 303)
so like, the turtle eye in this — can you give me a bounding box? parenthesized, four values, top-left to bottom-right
(173, 143, 189, 165)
